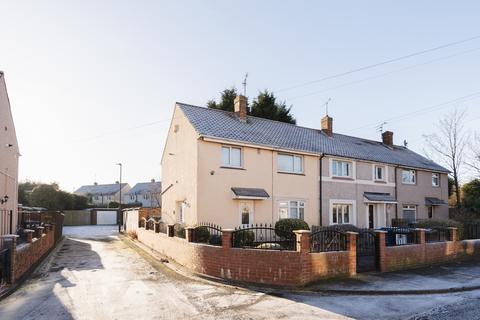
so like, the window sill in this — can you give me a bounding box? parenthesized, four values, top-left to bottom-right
(331, 176, 354, 181)
(220, 166, 245, 171)
(374, 180, 387, 184)
(401, 182, 416, 185)
(277, 171, 305, 176)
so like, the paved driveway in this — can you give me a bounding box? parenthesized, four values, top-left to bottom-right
(0, 226, 479, 320)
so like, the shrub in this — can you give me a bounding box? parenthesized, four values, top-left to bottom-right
(233, 230, 254, 247)
(274, 218, 309, 239)
(194, 226, 210, 243)
(415, 219, 464, 240)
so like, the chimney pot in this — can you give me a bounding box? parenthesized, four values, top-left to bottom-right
(234, 95, 248, 122)
(94, 182, 98, 186)
(382, 131, 394, 146)
(151, 178, 155, 183)
(321, 116, 333, 137)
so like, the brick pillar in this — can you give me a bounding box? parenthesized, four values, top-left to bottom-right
(167, 224, 175, 237)
(415, 228, 426, 244)
(448, 227, 457, 242)
(346, 231, 357, 276)
(294, 230, 311, 253)
(375, 230, 387, 272)
(221, 229, 234, 250)
(2, 234, 18, 283)
(24, 229, 34, 243)
(185, 227, 195, 242)
(35, 227, 45, 238)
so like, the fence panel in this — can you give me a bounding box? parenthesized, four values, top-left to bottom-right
(425, 228, 449, 243)
(310, 227, 347, 252)
(464, 223, 480, 240)
(231, 224, 295, 251)
(191, 222, 222, 246)
(0, 238, 11, 287)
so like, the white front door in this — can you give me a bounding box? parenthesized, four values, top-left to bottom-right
(238, 201, 254, 226)
(366, 204, 387, 229)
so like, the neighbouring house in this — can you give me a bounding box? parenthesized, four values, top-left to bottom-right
(0, 72, 20, 236)
(161, 95, 449, 229)
(74, 182, 131, 206)
(124, 179, 162, 208)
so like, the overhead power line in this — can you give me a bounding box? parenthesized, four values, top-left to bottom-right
(275, 35, 480, 93)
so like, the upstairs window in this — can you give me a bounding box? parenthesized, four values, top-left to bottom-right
(278, 154, 303, 174)
(402, 169, 416, 184)
(432, 173, 440, 187)
(332, 160, 352, 178)
(221, 146, 242, 168)
(278, 200, 305, 220)
(375, 165, 385, 181)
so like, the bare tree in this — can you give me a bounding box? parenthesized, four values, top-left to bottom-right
(467, 132, 480, 177)
(424, 109, 469, 207)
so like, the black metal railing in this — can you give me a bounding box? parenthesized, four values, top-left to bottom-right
(463, 223, 480, 240)
(425, 228, 450, 243)
(356, 228, 375, 255)
(231, 224, 296, 251)
(0, 238, 11, 287)
(383, 227, 418, 246)
(191, 222, 222, 246)
(146, 218, 155, 231)
(139, 218, 146, 228)
(310, 227, 347, 252)
(174, 224, 186, 239)
(157, 221, 168, 234)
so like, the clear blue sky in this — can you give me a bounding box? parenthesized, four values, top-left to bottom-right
(1, 1, 479, 191)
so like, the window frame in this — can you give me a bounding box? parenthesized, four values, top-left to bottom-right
(331, 159, 353, 178)
(221, 145, 243, 168)
(374, 165, 386, 182)
(402, 205, 417, 221)
(277, 153, 304, 174)
(331, 203, 352, 225)
(432, 173, 440, 187)
(401, 169, 416, 185)
(278, 200, 305, 220)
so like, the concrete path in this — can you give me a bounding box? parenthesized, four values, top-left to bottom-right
(307, 259, 480, 294)
(0, 226, 479, 320)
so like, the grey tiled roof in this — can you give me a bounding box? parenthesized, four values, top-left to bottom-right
(231, 187, 270, 198)
(74, 183, 128, 196)
(125, 182, 162, 195)
(425, 197, 447, 206)
(178, 103, 449, 173)
(364, 192, 397, 202)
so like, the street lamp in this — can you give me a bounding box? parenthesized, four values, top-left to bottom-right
(116, 163, 122, 232)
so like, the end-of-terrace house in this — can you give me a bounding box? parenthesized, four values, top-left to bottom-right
(124, 180, 162, 208)
(0, 72, 20, 236)
(161, 95, 449, 229)
(74, 182, 131, 206)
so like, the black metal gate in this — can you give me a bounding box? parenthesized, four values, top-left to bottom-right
(0, 244, 11, 286)
(356, 229, 376, 272)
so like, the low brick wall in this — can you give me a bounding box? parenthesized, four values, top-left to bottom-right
(136, 228, 355, 286)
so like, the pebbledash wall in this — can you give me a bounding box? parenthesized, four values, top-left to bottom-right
(3, 224, 57, 284)
(128, 220, 480, 287)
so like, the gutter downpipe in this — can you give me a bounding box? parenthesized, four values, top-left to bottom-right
(319, 154, 325, 226)
(394, 166, 399, 221)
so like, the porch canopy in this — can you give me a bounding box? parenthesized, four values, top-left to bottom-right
(425, 197, 446, 206)
(364, 192, 397, 203)
(231, 187, 270, 200)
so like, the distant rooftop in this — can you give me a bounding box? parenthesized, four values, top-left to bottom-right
(125, 181, 161, 195)
(74, 183, 129, 196)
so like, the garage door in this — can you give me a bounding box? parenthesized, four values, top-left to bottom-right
(97, 211, 117, 225)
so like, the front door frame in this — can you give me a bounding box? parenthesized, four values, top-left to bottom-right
(238, 200, 254, 226)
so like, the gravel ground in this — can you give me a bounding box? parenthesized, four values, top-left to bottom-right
(0, 226, 479, 320)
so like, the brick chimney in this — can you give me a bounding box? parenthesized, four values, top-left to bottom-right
(382, 131, 394, 146)
(321, 115, 333, 137)
(234, 95, 247, 122)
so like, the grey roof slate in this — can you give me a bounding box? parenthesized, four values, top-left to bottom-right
(178, 103, 449, 173)
(425, 197, 447, 206)
(364, 192, 397, 202)
(126, 181, 162, 195)
(231, 187, 270, 198)
(74, 183, 128, 196)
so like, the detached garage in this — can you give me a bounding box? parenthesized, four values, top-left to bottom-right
(96, 210, 118, 225)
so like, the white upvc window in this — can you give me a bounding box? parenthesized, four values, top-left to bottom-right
(332, 160, 352, 178)
(221, 146, 242, 168)
(374, 165, 385, 181)
(277, 153, 303, 173)
(402, 205, 416, 222)
(278, 200, 305, 220)
(402, 169, 416, 184)
(432, 173, 440, 187)
(332, 203, 352, 224)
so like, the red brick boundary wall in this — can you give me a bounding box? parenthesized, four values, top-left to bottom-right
(377, 228, 480, 272)
(135, 227, 356, 286)
(2, 224, 57, 284)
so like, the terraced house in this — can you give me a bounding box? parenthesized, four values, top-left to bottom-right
(161, 95, 449, 229)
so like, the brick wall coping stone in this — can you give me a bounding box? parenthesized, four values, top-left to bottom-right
(293, 230, 311, 234)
